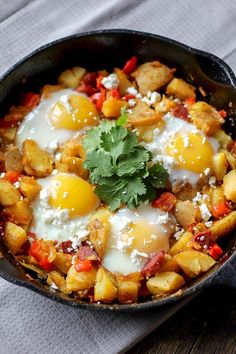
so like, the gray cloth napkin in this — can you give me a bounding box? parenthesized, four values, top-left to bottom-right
(0, 1, 235, 353)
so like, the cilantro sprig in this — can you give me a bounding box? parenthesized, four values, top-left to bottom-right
(83, 118, 168, 211)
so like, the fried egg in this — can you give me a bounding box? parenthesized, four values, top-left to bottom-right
(31, 172, 100, 243)
(102, 205, 176, 274)
(144, 113, 219, 185)
(16, 89, 99, 153)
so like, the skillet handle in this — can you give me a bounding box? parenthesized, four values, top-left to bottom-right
(212, 257, 236, 289)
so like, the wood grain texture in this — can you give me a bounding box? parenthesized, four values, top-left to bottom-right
(128, 286, 236, 354)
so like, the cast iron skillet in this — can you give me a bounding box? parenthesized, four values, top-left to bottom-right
(0, 30, 236, 311)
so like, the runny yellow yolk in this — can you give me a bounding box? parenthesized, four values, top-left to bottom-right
(48, 94, 99, 130)
(165, 133, 214, 174)
(49, 174, 99, 217)
(121, 221, 169, 254)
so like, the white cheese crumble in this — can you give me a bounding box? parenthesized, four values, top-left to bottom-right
(0, 172, 5, 178)
(141, 91, 160, 106)
(42, 209, 69, 224)
(13, 181, 20, 189)
(209, 176, 216, 186)
(101, 74, 119, 89)
(128, 99, 136, 107)
(126, 87, 138, 95)
(199, 204, 212, 221)
(204, 167, 210, 176)
(205, 221, 213, 227)
(173, 229, 185, 240)
(50, 282, 59, 290)
(69, 229, 90, 249)
(130, 249, 149, 266)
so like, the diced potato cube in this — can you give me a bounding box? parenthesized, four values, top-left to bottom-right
(132, 61, 174, 95)
(4, 200, 33, 226)
(174, 201, 199, 229)
(20, 176, 41, 201)
(169, 231, 193, 256)
(40, 84, 64, 99)
(4, 145, 23, 172)
(155, 95, 176, 114)
(47, 271, 70, 294)
(209, 186, 225, 209)
(211, 211, 236, 240)
(213, 152, 228, 181)
(223, 150, 236, 170)
(66, 265, 97, 292)
(0, 127, 17, 143)
(214, 130, 232, 149)
(175, 250, 216, 278)
(127, 101, 161, 127)
(189, 102, 223, 136)
(22, 139, 53, 177)
(53, 252, 72, 274)
(0, 179, 21, 206)
(159, 255, 180, 272)
(147, 271, 185, 295)
(88, 218, 110, 259)
(58, 66, 86, 88)
(114, 68, 133, 96)
(102, 98, 124, 118)
(116, 272, 141, 303)
(166, 78, 196, 100)
(223, 170, 236, 202)
(3, 222, 27, 255)
(94, 267, 117, 302)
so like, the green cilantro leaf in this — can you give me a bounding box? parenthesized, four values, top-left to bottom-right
(148, 163, 169, 189)
(116, 106, 128, 126)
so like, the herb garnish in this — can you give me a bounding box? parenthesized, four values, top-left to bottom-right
(83, 116, 168, 211)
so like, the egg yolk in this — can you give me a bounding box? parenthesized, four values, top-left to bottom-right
(121, 221, 169, 254)
(165, 133, 214, 173)
(48, 94, 99, 130)
(49, 174, 99, 217)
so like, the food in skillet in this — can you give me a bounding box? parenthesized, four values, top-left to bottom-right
(0, 55, 236, 303)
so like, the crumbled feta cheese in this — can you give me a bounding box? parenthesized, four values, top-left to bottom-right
(209, 176, 216, 186)
(173, 229, 185, 240)
(128, 99, 136, 107)
(204, 168, 210, 176)
(199, 204, 212, 221)
(130, 249, 149, 266)
(101, 74, 119, 89)
(157, 214, 169, 224)
(117, 237, 134, 253)
(50, 282, 58, 290)
(204, 221, 213, 227)
(0, 172, 5, 178)
(13, 181, 20, 189)
(193, 192, 202, 204)
(69, 229, 90, 249)
(183, 135, 190, 148)
(42, 208, 70, 224)
(127, 87, 138, 95)
(55, 153, 61, 161)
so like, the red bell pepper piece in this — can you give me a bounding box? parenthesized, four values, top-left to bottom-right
(218, 109, 227, 118)
(172, 105, 189, 121)
(212, 202, 231, 219)
(123, 56, 137, 74)
(91, 89, 106, 111)
(96, 73, 104, 89)
(152, 192, 177, 212)
(209, 243, 223, 260)
(110, 88, 121, 99)
(21, 92, 40, 108)
(124, 93, 135, 101)
(29, 239, 55, 271)
(184, 97, 196, 106)
(5, 171, 20, 184)
(75, 259, 93, 272)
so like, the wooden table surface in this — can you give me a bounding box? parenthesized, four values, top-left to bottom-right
(128, 286, 236, 354)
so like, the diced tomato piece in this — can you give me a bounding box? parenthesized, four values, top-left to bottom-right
(5, 171, 20, 184)
(218, 109, 227, 118)
(77, 246, 99, 261)
(124, 93, 135, 101)
(21, 92, 40, 108)
(123, 56, 137, 74)
(75, 259, 93, 272)
(184, 97, 196, 106)
(209, 243, 223, 260)
(29, 239, 56, 270)
(212, 202, 231, 219)
(172, 105, 189, 121)
(39, 258, 54, 271)
(152, 192, 176, 212)
(110, 88, 121, 99)
(141, 250, 165, 277)
(83, 72, 97, 86)
(91, 89, 106, 111)
(96, 73, 104, 89)
(193, 229, 213, 249)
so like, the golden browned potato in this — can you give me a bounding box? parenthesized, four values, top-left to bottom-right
(214, 130, 232, 149)
(20, 176, 41, 201)
(209, 186, 225, 211)
(22, 139, 53, 177)
(127, 101, 161, 127)
(66, 265, 97, 292)
(159, 255, 180, 272)
(58, 66, 87, 88)
(175, 250, 216, 278)
(4, 200, 33, 226)
(47, 271, 70, 294)
(189, 102, 223, 136)
(132, 61, 174, 95)
(223, 149, 236, 170)
(147, 271, 185, 295)
(0, 179, 21, 206)
(94, 267, 117, 302)
(213, 152, 228, 181)
(88, 217, 110, 259)
(169, 231, 193, 256)
(223, 170, 236, 202)
(154, 95, 176, 115)
(3, 222, 27, 255)
(114, 68, 133, 96)
(116, 272, 141, 303)
(53, 252, 72, 274)
(166, 78, 196, 100)
(4, 145, 23, 172)
(0, 127, 17, 143)
(174, 200, 199, 229)
(211, 211, 236, 240)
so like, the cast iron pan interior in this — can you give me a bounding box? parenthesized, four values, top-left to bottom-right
(0, 30, 236, 311)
